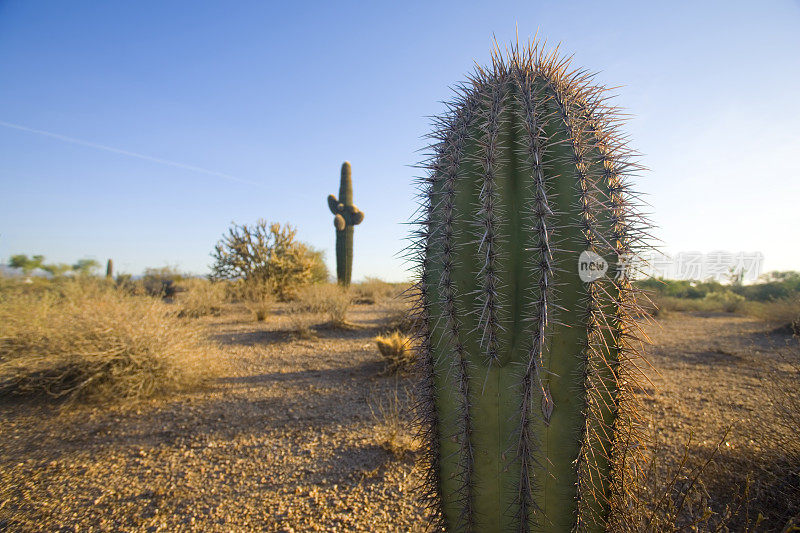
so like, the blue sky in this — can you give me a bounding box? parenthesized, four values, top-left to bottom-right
(1, 1, 798, 281)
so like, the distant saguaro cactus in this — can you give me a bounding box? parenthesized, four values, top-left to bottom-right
(106, 259, 113, 279)
(327, 162, 364, 286)
(410, 41, 650, 532)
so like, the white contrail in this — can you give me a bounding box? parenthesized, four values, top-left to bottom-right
(0, 120, 264, 188)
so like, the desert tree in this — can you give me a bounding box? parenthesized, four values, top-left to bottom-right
(210, 220, 325, 300)
(9, 254, 45, 273)
(72, 258, 100, 276)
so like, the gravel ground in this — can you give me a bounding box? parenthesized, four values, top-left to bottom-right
(0, 305, 796, 531)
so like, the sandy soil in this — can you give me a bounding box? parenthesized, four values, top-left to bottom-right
(0, 305, 797, 531)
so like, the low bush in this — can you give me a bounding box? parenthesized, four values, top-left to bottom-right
(733, 271, 800, 302)
(138, 266, 186, 297)
(650, 295, 715, 314)
(650, 292, 745, 315)
(0, 279, 219, 402)
(636, 278, 727, 300)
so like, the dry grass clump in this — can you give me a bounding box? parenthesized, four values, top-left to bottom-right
(747, 343, 800, 526)
(237, 280, 274, 322)
(175, 278, 228, 318)
(369, 381, 417, 460)
(247, 299, 272, 322)
(0, 279, 219, 402)
(615, 432, 736, 532)
(352, 277, 402, 304)
(285, 301, 320, 339)
(769, 347, 800, 438)
(375, 331, 414, 374)
(295, 283, 352, 328)
(282, 283, 352, 336)
(621, 340, 800, 531)
(744, 296, 800, 333)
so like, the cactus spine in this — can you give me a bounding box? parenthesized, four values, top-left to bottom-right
(106, 259, 113, 279)
(412, 41, 649, 532)
(327, 161, 364, 286)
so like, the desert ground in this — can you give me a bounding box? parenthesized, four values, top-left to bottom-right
(1, 302, 798, 532)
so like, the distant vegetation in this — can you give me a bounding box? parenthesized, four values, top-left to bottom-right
(638, 271, 800, 333)
(8, 254, 100, 276)
(637, 271, 800, 301)
(0, 230, 407, 405)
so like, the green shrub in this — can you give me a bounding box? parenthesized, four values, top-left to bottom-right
(732, 272, 800, 301)
(703, 291, 746, 313)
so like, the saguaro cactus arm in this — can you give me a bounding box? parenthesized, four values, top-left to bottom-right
(333, 214, 346, 231)
(328, 194, 342, 215)
(349, 206, 364, 225)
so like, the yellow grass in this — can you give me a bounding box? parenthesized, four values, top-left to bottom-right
(285, 301, 319, 339)
(0, 278, 220, 402)
(743, 296, 800, 329)
(369, 381, 418, 460)
(237, 280, 275, 322)
(175, 278, 228, 318)
(352, 277, 404, 304)
(296, 283, 352, 328)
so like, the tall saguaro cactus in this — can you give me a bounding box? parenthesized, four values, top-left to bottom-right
(411, 41, 649, 532)
(327, 161, 364, 286)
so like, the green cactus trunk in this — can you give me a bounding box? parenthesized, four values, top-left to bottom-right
(413, 42, 647, 532)
(328, 162, 364, 286)
(335, 225, 354, 286)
